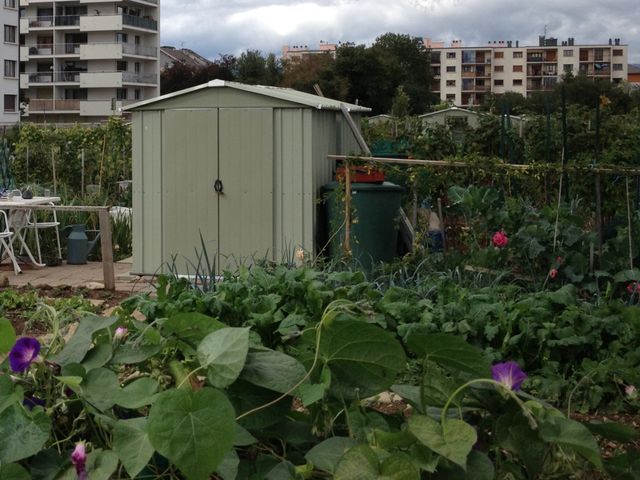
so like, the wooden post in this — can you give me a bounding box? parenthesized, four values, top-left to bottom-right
(437, 197, 446, 255)
(411, 175, 418, 227)
(344, 162, 351, 256)
(81, 149, 85, 198)
(51, 148, 57, 194)
(98, 208, 115, 290)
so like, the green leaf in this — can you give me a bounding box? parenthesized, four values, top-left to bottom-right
(334, 444, 379, 480)
(379, 453, 420, 480)
(197, 327, 250, 388)
(81, 368, 119, 411)
(111, 344, 162, 364)
(404, 332, 490, 378)
(466, 450, 495, 480)
(113, 418, 155, 478)
(0, 405, 51, 463)
(216, 449, 240, 480)
(0, 375, 19, 415)
(81, 342, 113, 372)
(320, 319, 406, 399)
(408, 414, 476, 469)
(85, 449, 119, 480)
(162, 312, 226, 345)
(233, 424, 257, 446)
(547, 284, 577, 306)
(305, 437, 359, 474)
(538, 411, 602, 467)
(115, 378, 159, 409)
(585, 421, 640, 442)
(240, 349, 307, 393)
(295, 383, 325, 407)
(51, 315, 118, 365)
(614, 268, 640, 282)
(0, 463, 30, 480)
(0, 317, 16, 355)
(148, 387, 236, 480)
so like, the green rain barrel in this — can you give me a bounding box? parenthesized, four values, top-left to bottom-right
(322, 181, 404, 270)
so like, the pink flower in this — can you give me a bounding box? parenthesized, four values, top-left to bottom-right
(549, 268, 558, 279)
(627, 282, 640, 294)
(556, 256, 564, 264)
(492, 230, 509, 248)
(114, 327, 128, 340)
(71, 442, 87, 480)
(626, 385, 638, 400)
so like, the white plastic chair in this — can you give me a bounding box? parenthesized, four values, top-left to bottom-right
(24, 202, 62, 264)
(0, 210, 20, 274)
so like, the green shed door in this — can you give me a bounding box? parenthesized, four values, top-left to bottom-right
(218, 108, 274, 269)
(162, 109, 219, 272)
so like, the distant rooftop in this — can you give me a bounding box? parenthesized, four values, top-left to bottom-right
(160, 46, 212, 71)
(424, 35, 626, 49)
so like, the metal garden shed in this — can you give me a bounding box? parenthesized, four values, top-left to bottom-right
(125, 79, 370, 275)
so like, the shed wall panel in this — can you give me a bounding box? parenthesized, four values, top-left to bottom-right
(273, 108, 306, 259)
(133, 110, 163, 274)
(218, 108, 274, 269)
(161, 109, 219, 273)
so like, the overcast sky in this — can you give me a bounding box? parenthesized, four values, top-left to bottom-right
(160, 0, 640, 64)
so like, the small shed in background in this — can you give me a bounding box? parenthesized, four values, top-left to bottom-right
(125, 80, 370, 275)
(419, 107, 526, 133)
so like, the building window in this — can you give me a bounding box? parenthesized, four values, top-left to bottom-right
(613, 49, 623, 56)
(494, 65, 504, 72)
(563, 49, 573, 57)
(446, 94, 455, 101)
(563, 64, 573, 73)
(116, 60, 127, 71)
(134, 62, 140, 73)
(116, 88, 127, 100)
(446, 65, 455, 72)
(3, 94, 15, 112)
(446, 52, 456, 59)
(446, 79, 456, 87)
(513, 79, 523, 86)
(4, 59, 15, 77)
(513, 51, 523, 58)
(4, 25, 16, 43)
(116, 32, 128, 44)
(4, 0, 16, 8)
(613, 63, 624, 71)
(494, 51, 504, 59)
(513, 65, 523, 72)
(494, 79, 504, 86)
(134, 88, 141, 100)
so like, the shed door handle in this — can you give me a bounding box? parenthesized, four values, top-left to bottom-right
(214, 179, 223, 193)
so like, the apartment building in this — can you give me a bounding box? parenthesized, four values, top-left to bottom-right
(282, 41, 338, 61)
(428, 36, 629, 107)
(19, 0, 160, 123)
(1, 0, 19, 125)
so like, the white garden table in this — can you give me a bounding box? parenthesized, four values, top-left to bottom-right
(0, 196, 61, 271)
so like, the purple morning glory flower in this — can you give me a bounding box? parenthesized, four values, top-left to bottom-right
(71, 442, 88, 480)
(491, 361, 528, 391)
(23, 396, 45, 410)
(8, 337, 41, 373)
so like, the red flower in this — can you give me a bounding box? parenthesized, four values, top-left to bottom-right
(627, 282, 640, 294)
(549, 268, 558, 279)
(492, 230, 509, 248)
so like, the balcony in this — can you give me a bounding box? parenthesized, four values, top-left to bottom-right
(122, 72, 157, 84)
(123, 14, 157, 31)
(27, 99, 81, 113)
(122, 43, 157, 57)
(22, 13, 158, 33)
(21, 70, 82, 87)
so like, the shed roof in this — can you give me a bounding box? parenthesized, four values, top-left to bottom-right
(419, 106, 525, 122)
(124, 79, 371, 112)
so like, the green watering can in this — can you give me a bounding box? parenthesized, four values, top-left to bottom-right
(63, 224, 100, 265)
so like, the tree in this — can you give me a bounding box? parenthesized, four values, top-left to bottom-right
(280, 53, 346, 98)
(235, 49, 267, 84)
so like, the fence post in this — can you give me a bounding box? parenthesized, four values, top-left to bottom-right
(98, 207, 115, 290)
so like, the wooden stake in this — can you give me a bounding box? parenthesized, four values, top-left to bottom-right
(81, 149, 85, 198)
(626, 176, 634, 270)
(98, 208, 115, 291)
(51, 148, 57, 195)
(437, 197, 446, 255)
(344, 162, 351, 256)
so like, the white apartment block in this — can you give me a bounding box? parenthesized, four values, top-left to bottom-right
(1, 0, 19, 125)
(19, 0, 160, 123)
(427, 36, 629, 107)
